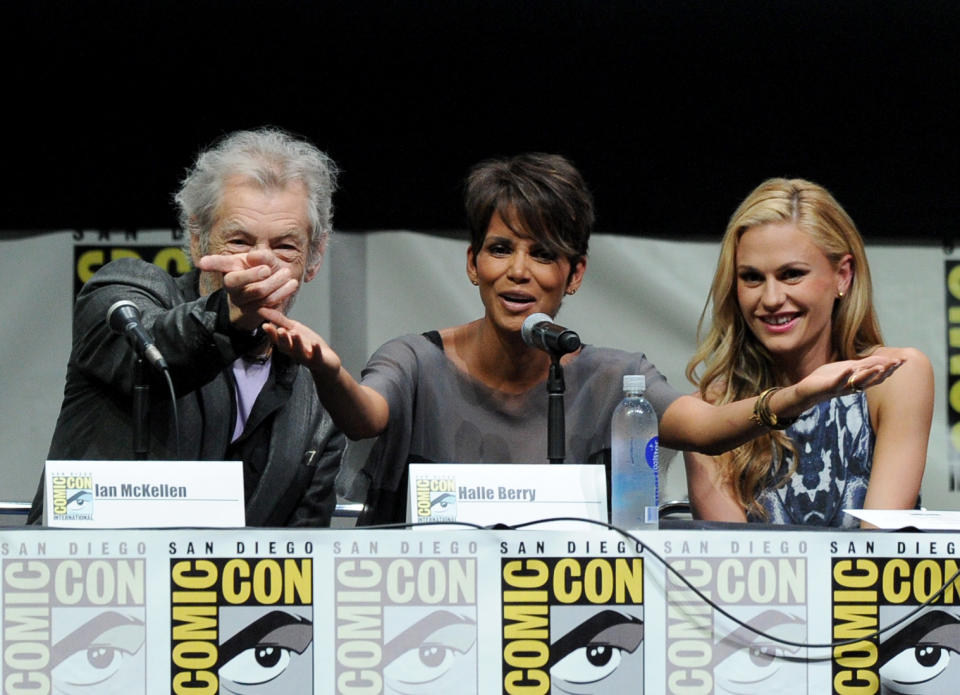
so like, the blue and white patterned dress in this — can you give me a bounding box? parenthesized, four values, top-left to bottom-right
(750, 391, 874, 527)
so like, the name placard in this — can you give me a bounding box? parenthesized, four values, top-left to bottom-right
(406, 463, 607, 529)
(43, 460, 245, 528)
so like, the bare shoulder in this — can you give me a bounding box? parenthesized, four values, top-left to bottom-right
(871, 345, 932, 377)
(438, 320, 480, 343)
(866, 345, 933, 404)
(437, 324, 460, 342)
(870, 345, 929, 362)
(439, 321, 480, 372)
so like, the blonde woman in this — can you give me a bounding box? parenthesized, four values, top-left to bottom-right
(685, 178, 933, 526)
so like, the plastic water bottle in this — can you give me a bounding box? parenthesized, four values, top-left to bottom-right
(611, 374, 659, 528)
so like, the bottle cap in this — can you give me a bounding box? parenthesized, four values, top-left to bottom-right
(623, 374, 645, 392)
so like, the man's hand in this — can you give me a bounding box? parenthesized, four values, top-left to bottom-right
(196, 250, 299, 330)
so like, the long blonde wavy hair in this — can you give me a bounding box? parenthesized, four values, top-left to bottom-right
(685, 178, 884, 518)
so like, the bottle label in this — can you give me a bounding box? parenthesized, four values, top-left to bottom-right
(645, 436, 659, 471)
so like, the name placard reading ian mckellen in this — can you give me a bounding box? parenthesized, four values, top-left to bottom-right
(43, 460, 244, 528)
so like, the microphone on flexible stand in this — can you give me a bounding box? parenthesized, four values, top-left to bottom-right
(522, 313, 581, 463)
(105, 299, 183, 459)
(106, 300, 169, 371)
(521, 313, 581, 356)
(107, 299, 170, 460)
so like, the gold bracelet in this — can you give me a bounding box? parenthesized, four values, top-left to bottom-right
(750, 386, 798, 430)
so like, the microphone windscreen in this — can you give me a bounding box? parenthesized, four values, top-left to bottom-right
(521, 312, 552, 347)
(106, 299, 141, 334)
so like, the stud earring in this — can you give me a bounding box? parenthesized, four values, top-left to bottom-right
(471, 279, 479, 286)
(837, 290, 845, 298)
(566, 288, 577, 295)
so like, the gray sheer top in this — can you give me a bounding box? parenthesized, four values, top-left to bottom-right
(356, 333, 680, 523)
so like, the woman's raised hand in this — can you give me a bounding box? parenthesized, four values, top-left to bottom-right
(798, 352, 904, 402)
(258, 307, 342, 381)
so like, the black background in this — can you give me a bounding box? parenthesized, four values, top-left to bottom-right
(2, 0, 957, 242)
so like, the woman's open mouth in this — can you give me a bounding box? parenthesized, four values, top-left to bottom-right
(499, 292, 535, 312)
(759, 313, 800, 332)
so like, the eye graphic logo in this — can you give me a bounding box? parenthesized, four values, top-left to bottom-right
(219, 606, 314, 694)
(51, 475, 94, 520)
(430, 491, 457, 516)
(877, 608, 960, 694)
(52, 609, 146, 694)
(170, 558, 314, 695)
(549, 607, 644, 694)
(415, 477, 458, 522)
(382, 606, 477, 694)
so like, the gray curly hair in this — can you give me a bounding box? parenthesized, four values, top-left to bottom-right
(175, 128, 339, 266)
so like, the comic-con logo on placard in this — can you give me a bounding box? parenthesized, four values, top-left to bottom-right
(170, 557, 314, 695)
(2, 557, 147, 694)
(501, 556, 645, 695)
(334, 553, 478, 694)
(51, 474, 94, 521)
(415, 477, 458, 522)
(832, 552, 960, 695)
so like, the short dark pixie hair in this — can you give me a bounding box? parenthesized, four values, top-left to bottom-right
(464, 153, 594, 263)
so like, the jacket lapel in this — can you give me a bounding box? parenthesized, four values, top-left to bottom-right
(244, 366, 315, 526)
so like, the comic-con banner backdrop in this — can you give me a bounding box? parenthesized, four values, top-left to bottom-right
(946, 260, 960, 491)
(73, 230, 189, 299)
(2, 528, 958, 694)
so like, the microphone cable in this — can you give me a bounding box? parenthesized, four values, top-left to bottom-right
(509, 516, 960, 654)
(161, 367, 182, 461)
(360, 515, 960, 653)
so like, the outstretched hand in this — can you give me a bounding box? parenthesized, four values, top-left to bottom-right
(800, 353, 904, 401)
(258, 307, 342, 381)
(197, 250, 299, 330)
(260, 307, 391, 440)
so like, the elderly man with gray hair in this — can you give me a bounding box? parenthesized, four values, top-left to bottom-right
(28, 128, 345, 526)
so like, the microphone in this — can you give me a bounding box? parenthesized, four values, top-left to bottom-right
(106, 300, 169, 371)
(521, 313, 581, 355)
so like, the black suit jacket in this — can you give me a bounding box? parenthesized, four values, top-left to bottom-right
(28, 258, 343, 526)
